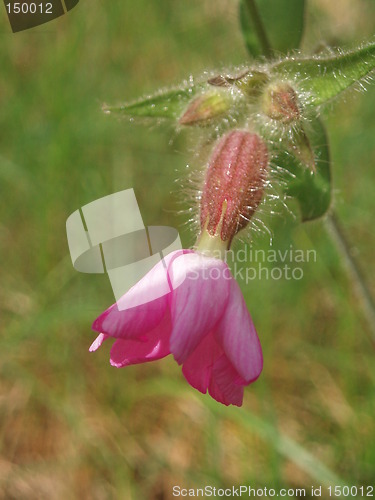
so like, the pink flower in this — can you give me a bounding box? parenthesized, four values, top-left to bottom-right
(91, 129, 268, 406)
(91, 249, 263, 407)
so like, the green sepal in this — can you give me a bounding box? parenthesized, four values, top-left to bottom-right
(239, 0, 306, 58)
(271, 43, 375, 107)
(287, 127, 316, 173)
(103, 85, 204, 120)
(276, 118, 331, 222)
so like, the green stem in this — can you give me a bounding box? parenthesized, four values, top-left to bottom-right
(244, 0, 273, 57)
(325, 212, 375, 347)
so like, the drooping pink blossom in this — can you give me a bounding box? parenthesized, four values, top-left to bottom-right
(91, 249, 263, 407)
(91, 130, 268, 406)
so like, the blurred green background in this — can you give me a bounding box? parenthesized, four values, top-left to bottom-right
(0, 0, 374, 498)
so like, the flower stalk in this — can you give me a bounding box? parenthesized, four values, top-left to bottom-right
(325, 212, 375, 347)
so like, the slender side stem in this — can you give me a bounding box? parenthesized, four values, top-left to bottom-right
(244, 0, 273, 57)
(325, 212, 375, 347)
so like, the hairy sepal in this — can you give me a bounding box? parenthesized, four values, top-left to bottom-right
(275, 118, 331, 222)
(102, 84, 204, 120)
(270, 42, 375, 108)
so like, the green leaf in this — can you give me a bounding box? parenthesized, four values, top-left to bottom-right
(277, 118, 331, 222)
(103, 85, 203, 120)
(271, 42, 375, 107)
(239, 0, 306, 58)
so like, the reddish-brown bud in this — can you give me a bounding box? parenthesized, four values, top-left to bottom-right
(262, 82, 300, 123)
(200, 130, 269, 246)
(179, 91, 230, 126)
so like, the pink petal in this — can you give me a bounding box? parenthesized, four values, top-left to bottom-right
(109, 312, 172, 367)
(182, 332, 246, 406)
(89, 333, 109, 352)
(214, 277, 263, 383)
(208, 355, 245, 407)
(92, 250, 185, 340)
(181, 332, 222, 393)
(169, 253, 231, 363)
(92, 296, 167, 341)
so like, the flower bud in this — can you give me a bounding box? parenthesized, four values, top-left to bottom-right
(207, 70, 250, 87)
(208, 70, 269, 100)
(234, 71, 270, 99)
(199, 130, 269, 248)
(179, 91, 230, 126)
(262, 82, 300, 123)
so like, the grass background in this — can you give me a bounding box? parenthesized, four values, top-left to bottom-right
(0, 0, 374, 498)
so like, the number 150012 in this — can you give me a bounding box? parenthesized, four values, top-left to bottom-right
(6, 3, 53, 14)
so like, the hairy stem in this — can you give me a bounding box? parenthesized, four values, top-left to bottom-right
(325, 212, 375, 347)
(244, 0, 273, 57)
